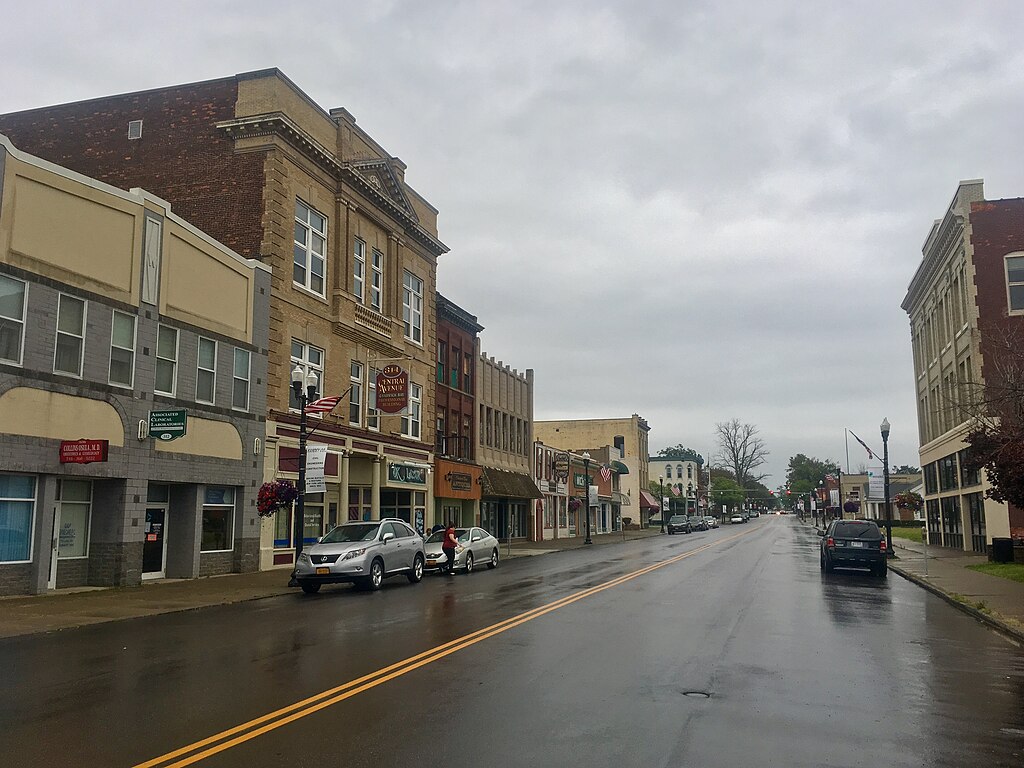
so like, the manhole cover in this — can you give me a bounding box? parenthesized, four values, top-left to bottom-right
(682, 691, 711, 699)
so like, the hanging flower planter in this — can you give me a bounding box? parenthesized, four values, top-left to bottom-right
(257, 479, 298, 518)
(568, 497, 582, 513)
(894, 491, 924, 513)
(843, 500, 860, 516)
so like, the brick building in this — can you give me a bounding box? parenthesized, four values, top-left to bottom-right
(902, 180, 1024, 551)
(0, 69, 447, 569)
(0, 135, 269, 595)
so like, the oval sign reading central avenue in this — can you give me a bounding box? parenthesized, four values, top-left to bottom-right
(375, 365, 409, 414)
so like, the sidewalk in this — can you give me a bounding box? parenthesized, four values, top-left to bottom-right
(888, 537, 1024, 643)
(0, 528, 663, 640)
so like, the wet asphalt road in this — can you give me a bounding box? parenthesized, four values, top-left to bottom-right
(2, 518, 1023, 768)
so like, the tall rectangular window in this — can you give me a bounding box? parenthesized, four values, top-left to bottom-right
(367, 368, 380, 431)
(350, 361, 363, 425)
(201, 487, 235, 552)
(57, 479, 91, 559)
(436, 408, 447, 454)
(293, 200, 327, 296)
(290, 341, 324, 411)
(370, 248, 384, 311)
(109, 310, 137, 387)
(402, 382, 422, 439)
(353, 238, 366, 302)
(155, 325, 178, 395)
(437, 340, 447, 383)
(54, 294, 86, 376)
(1006, 254, 1024, 311)
(403, 271, 423, 343)
(232, 348, 250, 411)
(0, 275, 26, 365)
(196, 337, 217, 404)
(0, 474, 35, 563)
(451, 347, 460, 388)
(463, 352, 473, 393)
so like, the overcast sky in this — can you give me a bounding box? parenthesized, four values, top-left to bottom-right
(6, 1, 1024, 485)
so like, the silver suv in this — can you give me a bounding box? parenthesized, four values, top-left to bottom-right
(295, 518, 424, 593)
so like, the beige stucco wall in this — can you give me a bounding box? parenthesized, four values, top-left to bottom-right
(0, 388, 125, 444)
(154, 416, 243, 460)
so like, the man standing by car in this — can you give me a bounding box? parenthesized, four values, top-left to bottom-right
(442, 521, 458, 576)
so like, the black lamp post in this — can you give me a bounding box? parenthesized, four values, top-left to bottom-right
(659, 475, 665, 534)
(687, 482, 694, 519)
(881, 417, 893, 557)
(582, 451, 593, 544)
(287, 364, 319, 587)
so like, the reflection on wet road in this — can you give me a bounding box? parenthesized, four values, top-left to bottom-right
(2, 519, 1022, 767)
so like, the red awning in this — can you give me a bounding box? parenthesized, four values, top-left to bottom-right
(639, 490, 660, 510)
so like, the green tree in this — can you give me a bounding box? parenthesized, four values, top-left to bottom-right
(891, 464, 921, 474)
(786, 454, 840, 494)
(652, 445, 704, 466)
(707, 475, 744, 511)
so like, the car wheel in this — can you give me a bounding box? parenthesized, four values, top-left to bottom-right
(407, 554, 424, 583)
(488, 549, 499, 569)
(364, 558, 384, 590)
(668, 529, 674, 535)
(819, 551, 825, 571)
(464, 552, 474, 574)
(876, 563, 888, 578)
(824, 553, 835, 573)
(299, 581, 321, 594)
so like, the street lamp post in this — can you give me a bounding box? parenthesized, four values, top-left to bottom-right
(687, 482, 694, 520)
(582, 451, 593, 545)
(288, 364, 319, 587)
(881, 417, 893, 557)
(659, 475, 665, 534)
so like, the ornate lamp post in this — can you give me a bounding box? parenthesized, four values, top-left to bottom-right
(881, 417, 893, 557)
(582, 451, 593, 545)
(287, 364, 319, 587)
(659, 474, 666, 534)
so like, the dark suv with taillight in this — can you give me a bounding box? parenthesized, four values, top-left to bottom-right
(819, 520, 887, 577)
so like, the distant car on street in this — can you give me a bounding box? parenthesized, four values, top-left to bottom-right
(703, 516, 719, 529)
(423, 527, 500, 573)
(730, 512, 745, 524)
(819, 519, 888, 577)
(688, 516, 708, 531)
(666, 514, 691, 534)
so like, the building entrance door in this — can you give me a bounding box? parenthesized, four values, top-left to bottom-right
(142, 507, 168, 579)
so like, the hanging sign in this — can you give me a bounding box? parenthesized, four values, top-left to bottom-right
(149, 409, 187, 441)
(375, 365, 409, 414)
(388, 462, 427, 485)
(60, 439, 109, 464)
(305, 444, 328, 493)
(867, 466, 884, 499)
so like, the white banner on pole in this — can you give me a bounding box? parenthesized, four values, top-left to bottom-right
(305, 444, 328, 493)
(867, 466, 884, 499)
(830, 489, 840, 507)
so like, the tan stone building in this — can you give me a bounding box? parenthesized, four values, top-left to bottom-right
(533, 415, 653, 527)
(0, 69, 447, 570)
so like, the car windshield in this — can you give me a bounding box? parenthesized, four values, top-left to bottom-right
(834, 522, 879, 538)
(425, 528, 470, 544)
(669, 515, 686, 523)
(320, 523, 379, 543)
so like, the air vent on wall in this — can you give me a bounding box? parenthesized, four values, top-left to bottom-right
(128, 120, 143, 140)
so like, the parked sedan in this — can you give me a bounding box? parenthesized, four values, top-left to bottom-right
(688, 516, 708, 531)
(423, 527, 500, 573)
(730, 512, 745, 524)
(295, 518, 424, 593)
(703, 516, 719, 529)
(666, 514, 691, 534)
(820, 519, 888, 577)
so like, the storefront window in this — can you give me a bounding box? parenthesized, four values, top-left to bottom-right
(0, 474, 35, 563)
(57, 479, 91, 559)
(201, 486, 235, 552)
(349, 488, 372, 521)
(303, 493, 325, 544)
(274, 506, 292, 548)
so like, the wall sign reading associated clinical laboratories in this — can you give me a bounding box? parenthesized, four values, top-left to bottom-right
(388, 463, 427, 485)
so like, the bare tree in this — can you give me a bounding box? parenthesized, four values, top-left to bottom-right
(715, 419, 769, 488)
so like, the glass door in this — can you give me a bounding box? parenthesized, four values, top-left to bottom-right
(142, 507, 167, 579)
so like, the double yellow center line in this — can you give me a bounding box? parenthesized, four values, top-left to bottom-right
(136, 527, 755, 768)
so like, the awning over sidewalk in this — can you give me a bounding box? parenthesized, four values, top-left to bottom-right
(639, 490, 659, 509)
(612, 491, 631, 506)
(610, 460, 629, 474)
(480, 467, 542, 499)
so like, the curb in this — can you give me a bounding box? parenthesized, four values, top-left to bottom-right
(889, 562, 1024, 646)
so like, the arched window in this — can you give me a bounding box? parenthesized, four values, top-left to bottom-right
(676, 464, 683, 478)
(665, 464, 672, 479)
(687, 465, 693, 480)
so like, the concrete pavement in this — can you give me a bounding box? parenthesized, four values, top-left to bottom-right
(0, 528, 664, 639)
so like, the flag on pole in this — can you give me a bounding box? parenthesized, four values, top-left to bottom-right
(848, 430, 876, 460)
(305, 395, 342, 415)
(600, 465, 612, 482)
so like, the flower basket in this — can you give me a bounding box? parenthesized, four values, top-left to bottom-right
(257, 479, 298, 518)
(568, 497, 582, 513)
(894, 491, 924, 513)
(843, 500, 860, 516)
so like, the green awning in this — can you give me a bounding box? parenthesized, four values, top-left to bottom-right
(610, 460, 629, 474)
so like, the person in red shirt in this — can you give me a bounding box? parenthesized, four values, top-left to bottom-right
(442, 521, 458, 576)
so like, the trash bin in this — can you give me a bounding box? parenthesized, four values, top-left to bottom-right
(991, 537, 1014, 563)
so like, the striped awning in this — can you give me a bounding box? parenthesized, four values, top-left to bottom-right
(639, 490, 660, 509)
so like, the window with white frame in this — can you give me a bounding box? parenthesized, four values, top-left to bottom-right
(196, 337, 217, 404)
(353, 238, 366, 302)
(0, 275, 27, 365)
(0, 474, 35, 563)
(109, 310, 137, 387)
(350, 361, 363, 425)
(290, 340, 324, 411)
(232, 348, 250, 411)
(54, 294, 86, 376)
(293, 199, 327, 296)
(57, 479, 91, 559)
(403, 271, 423, 343)
(367, 368, 380, 431)
(1007, 254, 1024, 312)
(370, 248, 384, 311)
(201, 486, 234, 552)
(155, 325, 178, 395)
(401, 382, 422, 439)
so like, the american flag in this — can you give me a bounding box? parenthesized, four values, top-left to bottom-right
(600, 465, 612, 482)
(305, 395, 342, 415)
(849, 430, 876, 460)
(671, 484, 681, 496)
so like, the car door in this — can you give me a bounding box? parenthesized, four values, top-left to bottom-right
(379, 522, 398, 573)
(470, 528, 485, 561)
(395, 522, 417, 570)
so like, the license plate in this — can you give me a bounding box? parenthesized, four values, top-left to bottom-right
(849, 541, 864, 548)
(426, 560, 437, 567)
(315, 567, 330, 575)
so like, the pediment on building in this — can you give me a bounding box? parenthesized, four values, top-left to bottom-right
(349, 160, 416, 221)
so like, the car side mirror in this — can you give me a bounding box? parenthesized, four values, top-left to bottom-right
(816, 529, 825, 537)
(381, 532, 395, 544)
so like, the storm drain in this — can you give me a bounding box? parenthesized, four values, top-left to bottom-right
(681, 691, 711, 699)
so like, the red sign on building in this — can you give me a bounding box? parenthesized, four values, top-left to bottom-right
(375, 365, 409, 414)
(59, 439, 109, 464)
